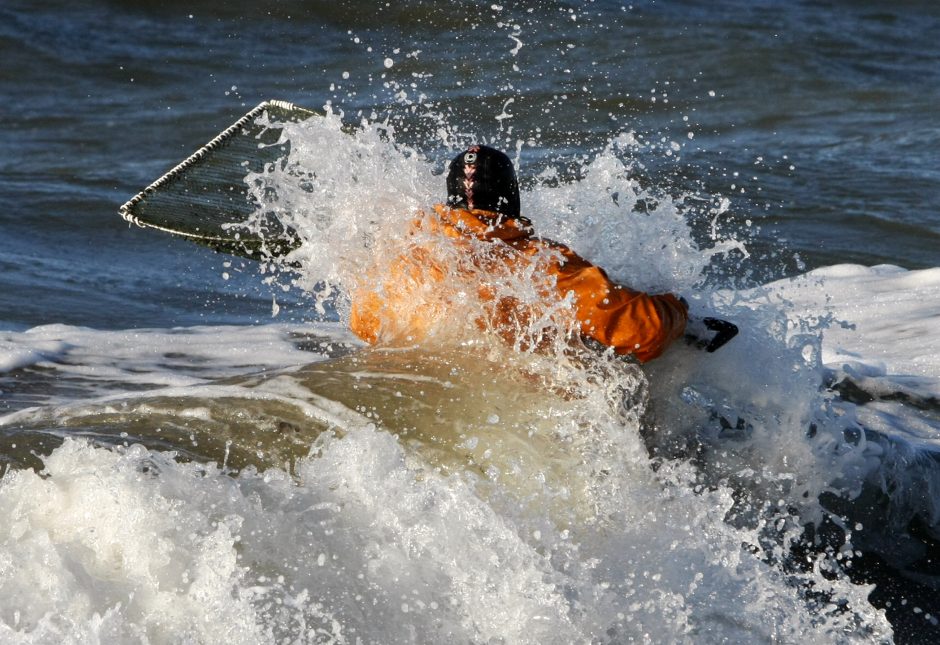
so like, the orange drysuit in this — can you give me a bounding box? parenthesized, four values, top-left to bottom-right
(350, 205, 688, 363)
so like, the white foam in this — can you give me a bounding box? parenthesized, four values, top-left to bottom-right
(0, 440, 271, 643)
(0, 322, 359, 414)
(758, 264, 940, 398)
(5, 105, 933, 642)
(0, 431, 891, 643)
(0, 332, 69, 373)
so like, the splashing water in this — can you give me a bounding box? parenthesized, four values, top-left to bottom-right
(0, 98, 910, 645)
(186, 106, 901, 640)
(5, 0, 940, 639)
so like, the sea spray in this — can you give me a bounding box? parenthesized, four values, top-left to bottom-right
(0, 103, 901, 642)
(0, 324, 897, 642)
(235, 109, 895, 638)
(0, 422, 893, 643)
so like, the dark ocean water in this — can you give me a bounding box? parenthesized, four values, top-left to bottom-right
(2, 0, 938, 330)
(2, 1, 940, 643)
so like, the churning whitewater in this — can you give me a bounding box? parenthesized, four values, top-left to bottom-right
(8, 109, 937, 642)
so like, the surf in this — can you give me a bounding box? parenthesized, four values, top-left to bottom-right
(7, 101, 929, 641)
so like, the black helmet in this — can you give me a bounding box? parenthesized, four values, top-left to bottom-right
(446, 145, 520, 219)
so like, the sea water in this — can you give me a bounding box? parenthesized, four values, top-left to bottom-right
(2, 1, 940, 643)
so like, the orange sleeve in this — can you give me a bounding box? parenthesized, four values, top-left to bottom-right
(349, 288, 381, 344)
(348, 213, 445, 346)
(551, 247, 688, 363)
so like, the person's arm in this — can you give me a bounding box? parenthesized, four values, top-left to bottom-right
(551, 247, 688, 362)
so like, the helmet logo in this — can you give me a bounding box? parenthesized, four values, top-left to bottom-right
(462, 147, 480, 209)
